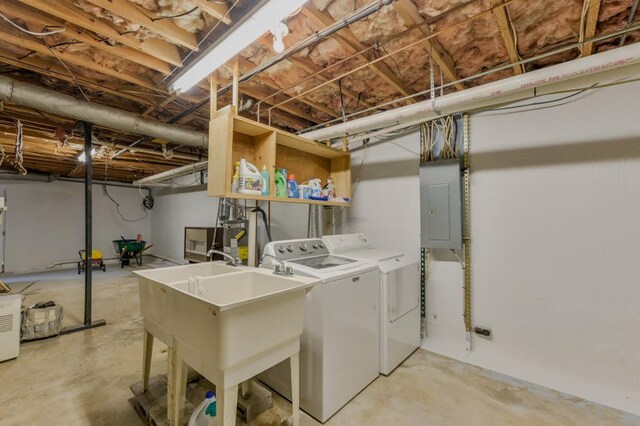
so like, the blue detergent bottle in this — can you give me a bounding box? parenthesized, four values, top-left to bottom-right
(287, 174, 299, 198)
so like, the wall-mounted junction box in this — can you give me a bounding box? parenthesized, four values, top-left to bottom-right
(419, 159, 463, 250)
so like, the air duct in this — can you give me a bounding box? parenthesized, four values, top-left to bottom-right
(302, 42, 640, 141)
(0, 76, 207, 148)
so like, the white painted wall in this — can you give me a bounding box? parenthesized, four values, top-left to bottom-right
(0, 180, 151, 273)
(150, 175, 309, 263)
(337, 80, 640, 416)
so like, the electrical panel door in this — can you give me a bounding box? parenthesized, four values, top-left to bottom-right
(419, 160, 463, 249)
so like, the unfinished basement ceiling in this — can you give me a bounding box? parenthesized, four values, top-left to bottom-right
(0, 0, 638, 182)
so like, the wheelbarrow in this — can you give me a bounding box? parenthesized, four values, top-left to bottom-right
(78, 249, 106, 274)
(112, 237, 153, 268)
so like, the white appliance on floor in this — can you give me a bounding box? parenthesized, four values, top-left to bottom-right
(323, 233, 421, 375)
(259, 238, 379, 423)
(0, 294, 21, 362)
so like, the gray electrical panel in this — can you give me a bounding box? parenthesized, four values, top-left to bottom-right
(419, 159, 463, 249)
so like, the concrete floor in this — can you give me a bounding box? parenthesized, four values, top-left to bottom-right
(0, 263, 638, 426)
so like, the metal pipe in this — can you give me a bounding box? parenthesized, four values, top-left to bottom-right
(0, 171, 151, 189)
(303, 22, 640, 134)
(619, 0, 640, 46)
(133, 160, 208, 185)
(303, 40, 640, 141)
(0, 76, 207, 148)
(83, 121, 92, 326)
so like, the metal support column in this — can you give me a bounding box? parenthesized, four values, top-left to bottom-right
(61, 122, 106, 335)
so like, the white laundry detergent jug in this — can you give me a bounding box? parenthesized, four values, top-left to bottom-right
(239, 159, 265, 195)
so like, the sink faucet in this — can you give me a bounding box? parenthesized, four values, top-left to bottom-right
(260, 253, 294, 277)
(207, 249, 241, 266)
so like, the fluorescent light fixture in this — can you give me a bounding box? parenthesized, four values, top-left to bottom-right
(78, 148, 97, 162)
(171, 0, 308, 93)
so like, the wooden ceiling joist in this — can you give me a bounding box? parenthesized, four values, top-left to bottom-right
(0, 1, 172, 75)
(18, 0, 183, 66)
(302, 5, 418, 102)
(235, 57, 339, 120)
(0, 29, 159, 89)
(85, 0, 198, 51)
(581, 0, 603, 57)
(491, 0, 525, 75)
(193, 0, 231, 25)
(393, 0, 466, 90)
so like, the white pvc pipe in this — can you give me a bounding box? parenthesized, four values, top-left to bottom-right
(303, 42, 640, 141)
(134, 160, 208, 185)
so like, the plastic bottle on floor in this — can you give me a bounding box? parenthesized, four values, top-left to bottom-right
(189, 390, 216, 426)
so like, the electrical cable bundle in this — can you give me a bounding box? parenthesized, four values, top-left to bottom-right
(420, 115, 459, 162)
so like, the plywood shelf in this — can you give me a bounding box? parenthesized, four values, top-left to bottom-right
(208, 107, 351, 207)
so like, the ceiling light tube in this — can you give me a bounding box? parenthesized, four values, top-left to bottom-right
(171, 0, 308, 93)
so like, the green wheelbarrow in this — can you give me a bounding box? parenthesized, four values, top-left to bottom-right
(112, 237, 153, 268)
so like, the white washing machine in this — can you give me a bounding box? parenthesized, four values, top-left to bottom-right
(259, 238, 379, 423)
(323, 233, 420, 375)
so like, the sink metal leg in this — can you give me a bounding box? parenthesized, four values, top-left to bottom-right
(290, 352, 300, 426)
(142, 329, 153, 392)
(218, 384, 239, 426)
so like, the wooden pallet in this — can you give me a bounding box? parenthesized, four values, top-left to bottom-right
(130, 374, 276, 425)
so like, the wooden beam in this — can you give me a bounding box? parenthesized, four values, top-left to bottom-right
(302, 5, 418, 102)
(193, 0, 231, 25)
(83, 0, 198, 51)
(392, 0, 465, 90)
(0, 29, 159, 89)
(209, 72, 218, 113)
(491, 0, 525, 75)
(581, 0, 602, 57)
(18, 0, 183, 66)
(0, 1, 172, 74)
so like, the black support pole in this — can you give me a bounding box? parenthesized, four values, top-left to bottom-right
(84, 121, 92, 325)
(61, 122, 106, 335)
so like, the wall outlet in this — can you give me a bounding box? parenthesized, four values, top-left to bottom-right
(474, 326, 492, 339)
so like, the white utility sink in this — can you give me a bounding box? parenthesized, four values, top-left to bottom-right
(135, 263, 319, 425)
(135, 262, 239, 343)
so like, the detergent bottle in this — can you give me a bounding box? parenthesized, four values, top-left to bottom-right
(261, 166, 270, 196)
(275, 169, 287, 198)
(231, 162, 240, 193)
(189, 390, 216, 426)
(309, 178, 322, 197)
(287, 174, 299, 198)
(238, 159, 265, 195)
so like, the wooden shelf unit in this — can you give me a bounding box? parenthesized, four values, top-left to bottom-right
(208, 107, 351, 207)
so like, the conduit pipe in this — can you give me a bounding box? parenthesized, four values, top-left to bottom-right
(0, 76, 208, 148)
(303, 41, 640, 141)
(133, 160, 208, 185)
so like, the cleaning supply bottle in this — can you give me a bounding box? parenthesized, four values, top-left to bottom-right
(261, 165, 270, 196)
(239, 159, 265, 195)
(309, 178, 322, 197)
(188, 390, 216, 426)
(287, 174, 299, 198)
(231, 162, 240, 193)
(275, 169, 287, 198)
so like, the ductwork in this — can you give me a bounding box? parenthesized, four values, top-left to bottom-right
(302, 41, 640, 141)
(0, 76, 208, 148)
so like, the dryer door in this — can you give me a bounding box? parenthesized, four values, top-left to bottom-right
(382, 258, 420, 322)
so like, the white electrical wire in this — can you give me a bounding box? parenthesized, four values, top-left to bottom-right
(0, 12, 65, 36)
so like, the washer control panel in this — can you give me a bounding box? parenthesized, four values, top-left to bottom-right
(266, 239, 328, 261)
